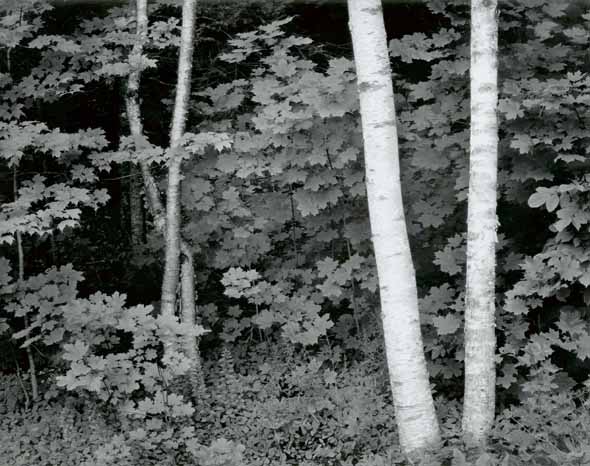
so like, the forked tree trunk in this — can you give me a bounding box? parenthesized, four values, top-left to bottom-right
(126, 0, 201, 374)
(347, 0, 440, 457)
(462, 0, 499, 447)
(160, 0, 197, 320)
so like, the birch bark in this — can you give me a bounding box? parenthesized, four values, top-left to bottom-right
(125, 0, 201, 375)
(347, 0, 440, 456)
(160, 0, 197, 320)
(462, 0, 499, 446)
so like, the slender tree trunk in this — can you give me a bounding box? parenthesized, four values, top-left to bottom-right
(13, 168, 38, 402)
(347, 0, 440, 457)
(160, 0, 197, 320)
(462, 0, 499, 447)
(180, 253, 205, 401)
(126, 0, 202, 381)
(8, 45, 39, 402)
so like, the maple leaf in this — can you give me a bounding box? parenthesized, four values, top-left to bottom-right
(533, 21, 558, 41)
(282, 35, 313, 48)
(62, 340, 89, 361)
(542, 3, 567, 18)
(328, 57, 354, 77)
(504, 297, 529, 316)
(432, 314, 461, 335)
(308, 313, 333, 337)
(511, 134, 534, 154)
(316, 257, 338, 278)
(434, 237, 465, 276)
(497, 363, 518, 388)
(316, 281, 343, 299)
(270, 58, 297, 78)
(498, 98, 524, 120)
(408, 81, 434, 102)
(70, 164, 98, 183)
(333, 147, 359, 169)
(557, 310, 587, 337)
(518, 334, 554, 366)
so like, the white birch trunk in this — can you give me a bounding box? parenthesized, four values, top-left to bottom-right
(180, 253, 205, 400)
(126, 0, 202, 378)
(462, 0, 499, 446)
(347, 0, 440, 456)
(160, 0, 197, 320)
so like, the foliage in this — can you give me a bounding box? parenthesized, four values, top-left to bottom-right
(0, 123, 110, 244)
(181, 16, 381, 361)
(3, 0, 590, 464)
(0, 261, 246, 465)
(194, 342, 402, 465)
(384, 0, 590, 401)
(0, 400, 116, 466)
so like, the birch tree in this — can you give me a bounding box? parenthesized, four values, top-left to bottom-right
(347, 0, 440, 456)
(160, 0, 197, 322)
(462, 0, 499, 446)
(125, 0, 203, 394)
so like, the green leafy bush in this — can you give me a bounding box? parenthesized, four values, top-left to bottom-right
(194, 341, 402, 465)
(0, 400, 115, 466)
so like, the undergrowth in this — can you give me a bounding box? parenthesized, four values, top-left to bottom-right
(3, 340, 590, 466)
